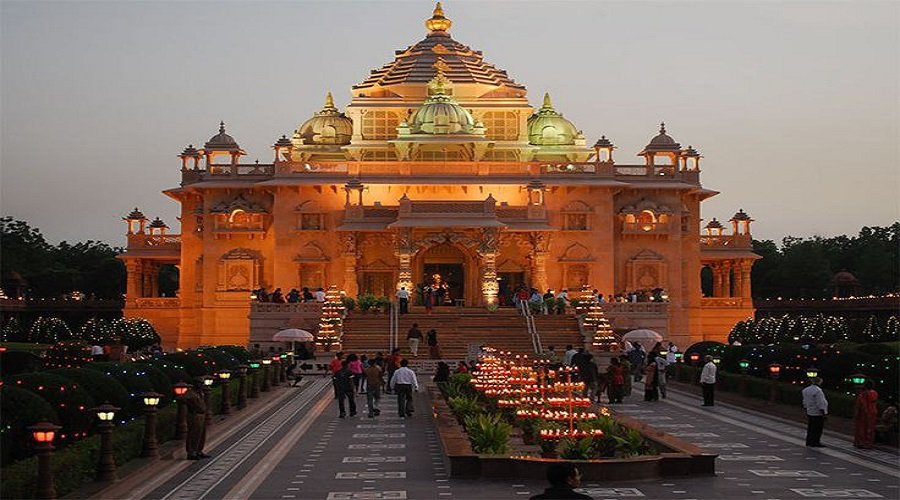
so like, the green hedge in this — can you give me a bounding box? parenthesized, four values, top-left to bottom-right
(45, 368, 130, 415)
(5, 372, 96, 442)
(1, 386, 59, 464)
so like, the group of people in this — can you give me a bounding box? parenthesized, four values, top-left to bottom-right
(406, 323, 441, 358)
(253, 286, 326, 303)
(328, 350, 420, 419)
(802, 376, 897, 449)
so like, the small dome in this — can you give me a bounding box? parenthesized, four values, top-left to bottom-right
(148, 217, 168, 229)
(407, 72, 479, 135)
(125, 208, 146, 220)
(593, 135, 614, 148)
(425, 2, 452, 33)
(294, 92, 353, 146)
(527, 93, 581, 146)
(179, 144, 201, 158)
(273, 135, 292, 148)
(641, 122, 681, 153)
(204, 122, 241, 152)
(705, 217, 723, 229)
(730, 209, 752, 222)
(832, 270, 859, 285)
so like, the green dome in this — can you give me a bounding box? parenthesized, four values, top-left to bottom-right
(407, 72, 480, 135)
(294, 92, 353, 146)
(527, 93, 581, 146)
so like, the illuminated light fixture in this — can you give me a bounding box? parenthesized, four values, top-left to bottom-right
(805, 367, 819, 379)
(738, 359, 750, 370)
(173, 382, 191, 397)
(712, 356, 722, 365)
(142, 392, 161, 407)
(768, 363, 782, 377)
(262, 359, 272, 365)
(30, 422, 61, 443)
(271, 356, 281, 362)
(218, 370, 232, 380)
(689, 353, 700, 364)
(202, 377, 214, 387)
(850, 373, 866, 385)
(94, 403, 119, 422)
(249, 361, 261, 369)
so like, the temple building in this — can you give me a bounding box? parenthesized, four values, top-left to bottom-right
(120, 3, 758, 349)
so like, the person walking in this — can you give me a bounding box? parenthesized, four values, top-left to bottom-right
(427, 329, 440, 359)
(655, 354, 668, 399)
(185, 381, 210, 460)
(619, 355, 633, 398)
(563, 345, 578, 366)
(333, 360, 357, 418)
(364, 359, 383, 418)
(606, 357, 625, 404)
(629, 342, 646, 382)
(576, 353, 598, 402)
(802, 377, 829, 447)
(854, 381, 879, 449)
(396, 286, 410, 314)
(529, 463, 592, 500)
(643, 359, 659, 401)
(385, 348, 401, 394)
(407, 323, 423, 357)
(347, 353, 364, 394)
(329, 352, 345, 399)
(700, 355, 717, 406)
(389, 359, 419, 418)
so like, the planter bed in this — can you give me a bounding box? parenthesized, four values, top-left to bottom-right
(428, 383, 716, 481)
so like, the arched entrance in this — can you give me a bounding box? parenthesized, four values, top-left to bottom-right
(414, 243, 472, 306)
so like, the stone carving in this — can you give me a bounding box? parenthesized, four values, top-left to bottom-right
(529, 232, 550, 253)
(341, 232, 358, 255)
(210, 193, 269, 214)
(479, 227, 500, 255)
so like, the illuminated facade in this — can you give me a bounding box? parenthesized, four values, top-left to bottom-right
(120, 3, 758, 348)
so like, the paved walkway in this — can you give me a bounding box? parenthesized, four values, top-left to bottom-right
(130, 376, 898, 500)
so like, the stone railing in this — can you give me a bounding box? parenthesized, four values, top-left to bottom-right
(126, 233, 182, 249)
(250, 302, 324, 314)
(132, 297, 181, 308)
(600, 302, 668, 315)
(700, 297, 747, 308)
(622, 222, 670, 235)
(700, 234, 753, 250)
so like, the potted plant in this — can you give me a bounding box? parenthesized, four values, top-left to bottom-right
(464, 413, 512, 455)
(377, 296, 392, 314)
(560, 437, 596, 460)
(357, 294, 376, 313)
(538, 437, 558, 459)
(518, 417, 539, 445)
(341, 296, 356, 312)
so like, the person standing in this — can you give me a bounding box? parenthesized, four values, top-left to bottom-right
(329, 352, 345, 398)
(529, 463, 591, 500)
(666, 342, 678, 365)
(390, 359, 419, 418)
(700, 355, 717, 407)
(563, 344, 578, 366)
(854, 381, 879, 449)
(802, 377, 829, 447)
(315, 287, 326, 302)
(423, 285, 434, 314)
(396, 287, 410, 314)
(407, 323, 423, 357)
(347, 354, 364, 394)
(556, 289, 568, 315)
(427, 329, 440, 359)
(606, 357, 625, 404)
(333, 360, 357, 418)
(576, 353, 598, 402)
(655, 354, 668, 399)
(643, 359, 659, 401)
(185, 381, 210, 460)
(629, 342, 646, 382)
(364, 359, 383, 418)
(619, 355, 633, 398)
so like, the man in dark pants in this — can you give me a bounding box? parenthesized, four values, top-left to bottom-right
(185, 381, 210, 460)
(389, 359, 419, 418)
(333, 360, 357, 418)
(700, 355, 717, 406)
(396, 286, 410, 314)
(802, 377, 828, 447)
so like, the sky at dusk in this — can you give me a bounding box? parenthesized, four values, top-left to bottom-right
(1, 0, 898, 246)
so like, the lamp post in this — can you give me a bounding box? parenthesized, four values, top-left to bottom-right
(202, 376, 214, 427)
(93, 403, 119, 482)
(689, 352, 700, 366)
(173, 382, 191, 440)
(279, 353, 288, 382)
(141, 392, 161, 458)
(218, 370, 232, 415)
(805, 367, 819, 380)
(248, 361, 261, 398)
(712, 356, 722, 366)
(850, 373, 867, 386)
(29, 422, 61, 499)
(768, 363, 782, 404)
(236, 364, 248, 409)
(260, 359, 272, 392)
(270, 356, 281, 387)
(739, 359, 750, 395)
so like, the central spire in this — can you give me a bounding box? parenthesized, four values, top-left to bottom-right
(425, 2, 452, 33)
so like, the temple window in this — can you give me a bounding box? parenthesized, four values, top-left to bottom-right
(482, 111, 519, 140)
(562, 201, 592, 231)
(565, 214, 588, 231)
(299, 213, 324, 231)
(361, 110, 399, 140)
(637, 210, 657, 232)
(217, 248, 262, 291)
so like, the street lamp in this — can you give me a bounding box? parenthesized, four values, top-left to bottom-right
(29, 421, 61, 499)
(93, 403, 120, 482)
(738, 359, 750, 372)
(248, 361, 261, 398)
(270, 356, 281, 387)
(236, 365, 248, 409)
(260, 359, 272, 392)
(141, 392, 161, 458)
(850, 373, 867, 386)
(202, 376, 214, 427)
(218, 370, 232, 415)
(712, 356, 722, 365)
(738, 359, 751, 395)
(805, 367, 819, 379)
(689, 353, 700, 366)
(767, 363, 781, 404)
(173, 382, 190, 440)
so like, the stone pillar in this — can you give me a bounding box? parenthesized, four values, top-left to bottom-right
(340, 233, 359, 297)
(395, 228, 414, 292)
(722, 261, 732, 297)
(126, 260, 142, 299)
(740, 259, 753, 299)
(148, 262, 159, 298)
(478, 228, 500, 306)
(528, 232, 550, 292)
(712, 263, 723, 297)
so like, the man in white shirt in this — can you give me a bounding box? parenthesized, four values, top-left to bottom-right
(801, 377, 828, 447)
(700, 355, 717, 406)
(396, 287, 410, 314)
(666, 342, 678, 364)
(315, 287, 326, 302)
(389, 359, 419, 418)
(563, 344, 578, 366)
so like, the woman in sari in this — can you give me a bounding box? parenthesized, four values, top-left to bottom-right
(854, 381, 879, 448)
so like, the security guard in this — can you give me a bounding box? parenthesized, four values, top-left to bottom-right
(185, 379, 210, 460)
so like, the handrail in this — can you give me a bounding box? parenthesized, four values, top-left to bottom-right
(389, 299, 399, 352)
(520, 301, 543, 355)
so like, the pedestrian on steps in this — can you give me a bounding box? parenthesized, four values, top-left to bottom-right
(427, 329, 441, 359)
(407, 323, 423, 357)
(385, 348, 401, 394)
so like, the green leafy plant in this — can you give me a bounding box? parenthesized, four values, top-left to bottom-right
(612, 428, 653, 458)
(464, 413, 511, 454)
(560, 437, 595, 460)
(341, 296, 357, 312)
(448, 395, 482, 422)
(444, 373, 475, 399)
(357, 294, 377, 312)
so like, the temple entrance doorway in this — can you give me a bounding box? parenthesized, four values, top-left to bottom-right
(418, 243, 467, 306)
(498, 272, 526, 307)
(360, 271, 394, 298)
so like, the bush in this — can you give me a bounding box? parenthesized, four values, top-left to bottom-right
(45, 368, 130, 415)
(128, 363, 173, 404)
(80, 318, 116, 345)
(82, 362, 153, 415)
(42, 342, 92, 369)
(464, 413, 511, 454)
(4, 372, 95, 442)
(448, 395, 482, 422)
(559, 437, 595, 460)
(341, 296, 356, 312)
(0, 351, 42, 377)
(357, 294, 377, 312)
(444, 373, 475, 399)
(113, 318, 160, 350)
(1, 386, 59, 464)
(28, 317, 72, 344)
(163, 351, 216, 376)
(2, 318, 25, 342)
(135, 358, 190, 386)
(196, 347, 241, 372)
(216, 345, 252, 364)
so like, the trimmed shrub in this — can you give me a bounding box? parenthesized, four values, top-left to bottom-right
(82, 362, 153, 416)
(1, 386, 59, 464)
(0, 351, 41, 377)
(2, 317, 25, 342)
(135, 358, 190, 385)
(195, 347, 241, 372)
(5, 372, 95, 442)
(42, 342, 92, 369)
(216, 345, 252, 364)
(128, 363, 172, 404)
(163, 351, 217, 376)
(113, 318, 160, 350)
(45, 368, 129, 415)
(28, 317, 72, 344)
(80, 318, 117, 345)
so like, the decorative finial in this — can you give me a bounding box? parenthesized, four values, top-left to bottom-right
(219, 121, 226, 134)
(659, 122, 666, 134)
(425, 2, 452, 32)
(542, 92, 553, 110)
(325, 91, 334, 109)
(428, 59, 453, 96)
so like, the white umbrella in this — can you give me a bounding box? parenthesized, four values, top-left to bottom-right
(622, 329, 663, 345)
(273, 328, 314, 354)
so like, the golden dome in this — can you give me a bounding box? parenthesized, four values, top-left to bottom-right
(425, 2, 452, 33)
(407, 71, 480, 135)
(527, 93, 582, 146)
(294, 92, 353, 146)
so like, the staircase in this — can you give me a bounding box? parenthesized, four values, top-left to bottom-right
(340, 307, 583, 360)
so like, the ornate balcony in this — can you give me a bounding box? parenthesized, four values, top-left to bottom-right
(124, 234, 181, 259)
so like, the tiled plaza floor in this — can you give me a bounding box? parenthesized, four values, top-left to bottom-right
(138, 377, 899, 500)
